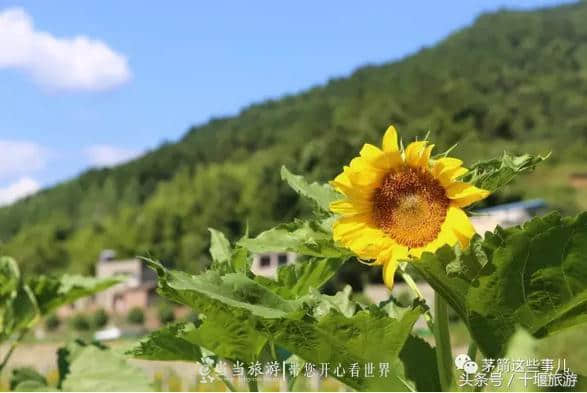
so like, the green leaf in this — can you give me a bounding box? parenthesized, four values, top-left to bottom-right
(399, 335, 442, 392)
(281, 166, 340, 212)
(10, 367, 48, 391)
(460, 152, 549, 192)
(0, 257, 20, 297)
(261, 304, 424, 391)
(126, 322, 203, 362)
(0, 257, 38, 341)
(147, 259, 300, 319)
(28, 274, 122, 316)
(238, 219, 350, 258)
(207, 228, 252, 275)
(411, 212, 587, 358)
(138, 263, 272, 362)
(492, 328, 539, 392)
(255, 257, 347, 299)
(59, 341, 153, 392)
(14, 380, 57, 392)
(208, 228, 232, 265)
(309, 285, 357, 318)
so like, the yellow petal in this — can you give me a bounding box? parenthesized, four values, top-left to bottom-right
(330, 167, 370, 200)
(444, 206, 475, 248)
(405, 141, 428, 167)
(382, 259, 399, 289)
(431, 157, 463, 177)
(347, 157, 384, 187)
(446, 182, 490, 208)
(382, 125, 399, 152)
(417, 144, 434, 169)
(329, 199, 370, 215)
(332, 214, 370, 241)
(360, 143, 402, 171)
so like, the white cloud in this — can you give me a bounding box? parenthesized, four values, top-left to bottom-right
(85, 145, 141, 167)
(0, 139, 47, 180)
(0, 7, 131, 91)
(0, 177, 40, 206)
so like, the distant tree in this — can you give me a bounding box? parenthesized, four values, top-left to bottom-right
(158, 305, 175, 325)
(127, 307, 145, 325)
(92, 308, 109, 329)
(44, 314, 60, 331)
(70, 313, 90, 331)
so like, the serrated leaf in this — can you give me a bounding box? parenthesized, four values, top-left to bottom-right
(261, 304, 424, 391)
(126, 322, 203, 362)
(145, 260, 424, 390)
(281, 166, 341, 212)
(207, 228, 252, 275)
(460, 152, 549, 192)
(147, 259, 300, 319)
(399, 335, 441, 392)
(255, 257, 347, 299)
(60, 342, 153, 392)
(309, 285, 357, 318)
(411, 212, 587, 358)
(28, 274, 122, 316)
(238, 219, 351, 258)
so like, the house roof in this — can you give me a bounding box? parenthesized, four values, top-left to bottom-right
(474, 199, 546, 214)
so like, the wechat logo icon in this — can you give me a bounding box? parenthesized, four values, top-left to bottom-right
(455, 354, 478, 374)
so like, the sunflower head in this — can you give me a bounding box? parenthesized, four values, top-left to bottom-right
(329, 125, 490, 289)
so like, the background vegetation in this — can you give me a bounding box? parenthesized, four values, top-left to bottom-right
(0, 2, 586, 278)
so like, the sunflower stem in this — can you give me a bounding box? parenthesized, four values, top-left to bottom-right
(399, 267, 434, 331)
(434, 292, 454, 391)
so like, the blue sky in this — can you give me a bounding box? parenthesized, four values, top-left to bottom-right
(0, 0, 575, 205)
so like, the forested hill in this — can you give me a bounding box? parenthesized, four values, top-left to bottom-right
(1, 1, 587, 275)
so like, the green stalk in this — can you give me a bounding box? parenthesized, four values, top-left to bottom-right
(467, 342, 478, 362)
(434, 292, 454, 391)
(0, 329, 27, 374)
(399, 268, 434, 332)
(248, 377, 259, 392)
(217, 373, 237, 392)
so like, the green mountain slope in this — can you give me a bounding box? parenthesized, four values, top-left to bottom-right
(1, 2, 586, 275)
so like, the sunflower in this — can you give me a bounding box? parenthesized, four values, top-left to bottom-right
(329, 125, 490, 289)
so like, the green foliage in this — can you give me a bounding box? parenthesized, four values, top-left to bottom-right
(127, 322, 202, 362)
(158, 304, 176, 325)
(10, 367, 48, 391)
(58, 340, 153, 392)
(399, 336, 442, 392)
(127, 307, 145, 325)
(130, 250, 425, 391)
(27, 275, 122, 316)
(280, 166, 341, 212)
(0, 257, 38, 342)
(238, 218, 351, 258)
(410, 211, 587, 358)
(69, 313, 90, 332)
(45, 313, 60, 331)
(254, 257, 347, 300)
(460, 152, 549, 192)
(92, 308, 108, 329)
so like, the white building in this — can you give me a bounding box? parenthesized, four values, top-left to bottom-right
(470, 199, 546, 234)
(250, 252, 296, 278)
